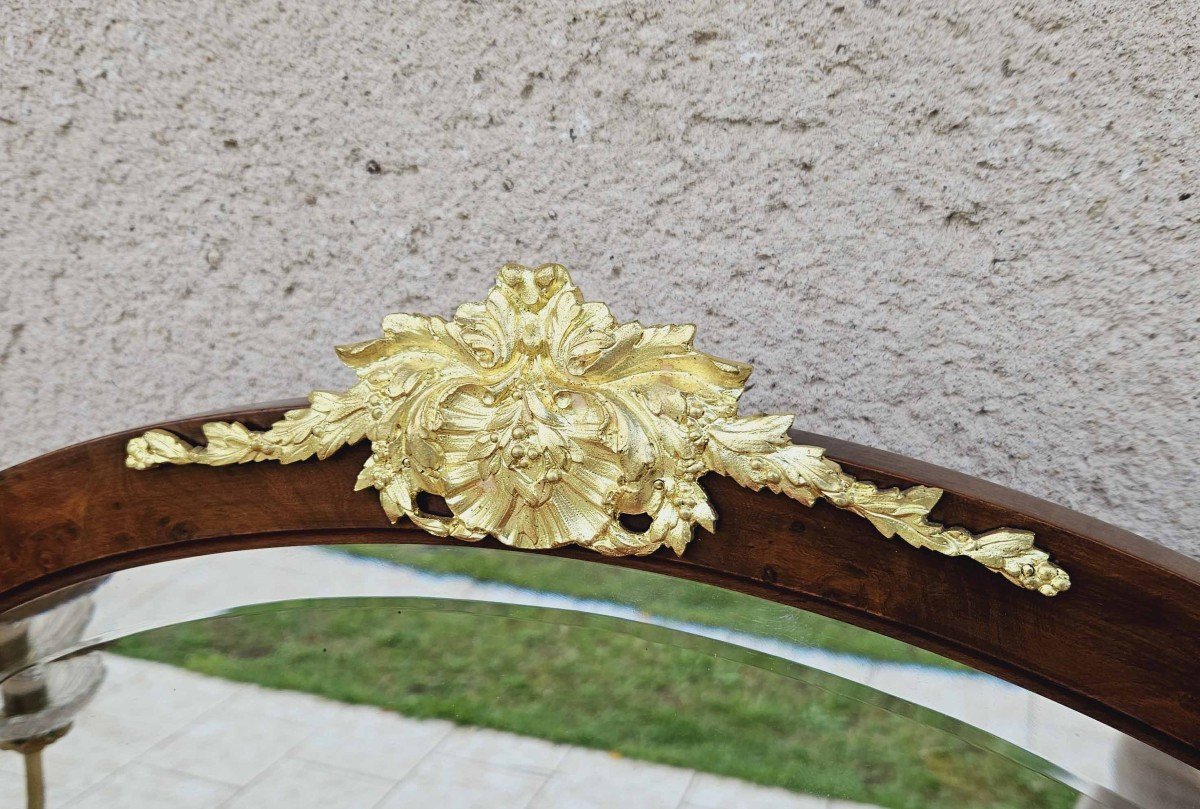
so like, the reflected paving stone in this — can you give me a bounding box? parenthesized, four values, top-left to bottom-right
(1028, 696, 1123, 787)
(0, 705, 168, 804)
(142, 706, 315, 786)
(439, 725, 571, 774)
(87, 571, 181, 634)
(0, 767, 28, 806)
(529, 747, 694, 809)
(224, 757, 395, 809)
(0, 653, 893, 809)
(92, 547, 481, 635)
(291, 708, 454, 781)
(376, 753, 548, 809)
(864, 664, 1035, 749)
(66, 762, 236, 809)
(88, 655, 240, 730)
(685, 772, 830, 809)
(221, 683, 366, 728)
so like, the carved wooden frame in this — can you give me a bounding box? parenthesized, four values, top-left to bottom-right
(3, 402, 1199, 767)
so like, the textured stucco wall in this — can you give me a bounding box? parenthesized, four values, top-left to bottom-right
(1, 2, 1197, 555)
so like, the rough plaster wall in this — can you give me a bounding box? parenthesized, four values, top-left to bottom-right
(1, 2, 1197, 555)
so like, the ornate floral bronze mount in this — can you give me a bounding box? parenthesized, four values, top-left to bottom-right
(127, 264, 1070, 595)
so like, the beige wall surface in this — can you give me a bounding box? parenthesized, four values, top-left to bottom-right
(1, 2, 1196, 555)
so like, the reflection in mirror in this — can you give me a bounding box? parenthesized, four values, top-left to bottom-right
(1, 582, 107, 809)
(1, 545, 1195, 808)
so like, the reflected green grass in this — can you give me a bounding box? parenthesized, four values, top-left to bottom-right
(114, 602, 1072, 809)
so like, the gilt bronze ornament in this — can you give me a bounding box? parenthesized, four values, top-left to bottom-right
(127, 264, 1069, 595)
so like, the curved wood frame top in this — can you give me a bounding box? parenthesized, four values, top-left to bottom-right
(2, 401, 1199, 767)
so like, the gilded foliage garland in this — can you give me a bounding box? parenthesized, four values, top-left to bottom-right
(127, 263, 1069, 596)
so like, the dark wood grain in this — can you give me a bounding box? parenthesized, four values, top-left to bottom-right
(2, 401, 1199, 767)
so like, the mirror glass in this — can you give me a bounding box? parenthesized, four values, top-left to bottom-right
(2, 544, 1192, 808)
